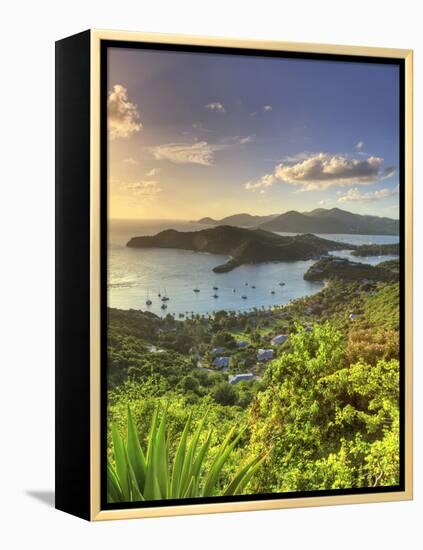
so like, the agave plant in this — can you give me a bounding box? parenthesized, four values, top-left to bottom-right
(107, 407, 265, 502)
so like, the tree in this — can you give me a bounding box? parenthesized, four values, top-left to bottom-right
(248, 322, 400, 492)
(213, 381, 238, 406)
(212, 330, 236, 349)
(178, 374, 200, 394)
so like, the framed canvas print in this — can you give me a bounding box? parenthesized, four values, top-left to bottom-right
(55, 30, 413, 521)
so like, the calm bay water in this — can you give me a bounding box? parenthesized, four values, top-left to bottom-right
(108, 219, 399, 317)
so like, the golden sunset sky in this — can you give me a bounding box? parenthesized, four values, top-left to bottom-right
(107, 47, 400, 221)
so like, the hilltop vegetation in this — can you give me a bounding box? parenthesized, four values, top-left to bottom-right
(249, 323, 399, 492)
(304, 256, 398, 283)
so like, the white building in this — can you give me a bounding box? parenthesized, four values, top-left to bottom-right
(229, 373, 255, 384)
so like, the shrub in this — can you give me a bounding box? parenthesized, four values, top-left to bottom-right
(108, 407, 265, 502)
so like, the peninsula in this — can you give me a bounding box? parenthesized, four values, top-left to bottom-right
(126, 226, 355, 273)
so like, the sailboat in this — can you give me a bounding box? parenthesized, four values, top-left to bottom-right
(145, 289, 152, 306)
(161, 288, 170, 301)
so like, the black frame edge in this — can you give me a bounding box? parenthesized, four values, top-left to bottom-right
(55, 29, 92, 521)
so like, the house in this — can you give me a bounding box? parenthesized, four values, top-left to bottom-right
(237, 340, 249, 348)
(257, 349, 274, 362)
(229, 373, 255, 385)
(213, 356, 230, 369)
(271, 334, 288, 346)
(212, 346, 225, 355)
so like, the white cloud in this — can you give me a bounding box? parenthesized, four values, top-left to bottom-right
(205, 102, 226, 113)
(263, 105, 273, 112)
(121, 180, 161, 198)
(274, 154, 384, 189)
(108, 85, 142, 140)
(245, 173, 276, 191)
(123, 157, 138, 165)
(338, 185, 399, 203)
(245, 153, 391, 193)
(150, 134, 252, 167)
(239, 135, 254, 145)
(318, 199, 332, 206)
(149, 141, 225, 166)
(355, 140, 364, 151)
(146, 168, 160, 177)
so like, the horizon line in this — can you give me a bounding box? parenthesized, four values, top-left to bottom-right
(109, 206, 400, 222)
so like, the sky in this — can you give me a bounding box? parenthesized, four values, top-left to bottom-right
(107, 47, 400, 220)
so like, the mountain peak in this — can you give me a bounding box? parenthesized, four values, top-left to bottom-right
(258, 208, 398, 235)
(192, 208, 399, 236)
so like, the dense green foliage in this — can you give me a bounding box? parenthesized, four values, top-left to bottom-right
(360, 283, 400, 331)
(107, 269, 400, 501)
(248, 323, 399, 491)
(108, 407, 264, 502)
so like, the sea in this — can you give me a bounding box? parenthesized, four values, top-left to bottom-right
(108, 219, 399, 317)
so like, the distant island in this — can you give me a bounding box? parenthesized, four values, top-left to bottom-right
(127, 225, 356, 273)
(192, 208, 399, 236)
(192, 213, 277, 227)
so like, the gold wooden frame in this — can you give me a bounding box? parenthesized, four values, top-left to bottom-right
(89, 29, 413, 521)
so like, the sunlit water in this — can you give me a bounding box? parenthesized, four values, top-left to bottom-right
(108, 220, 399, 317)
